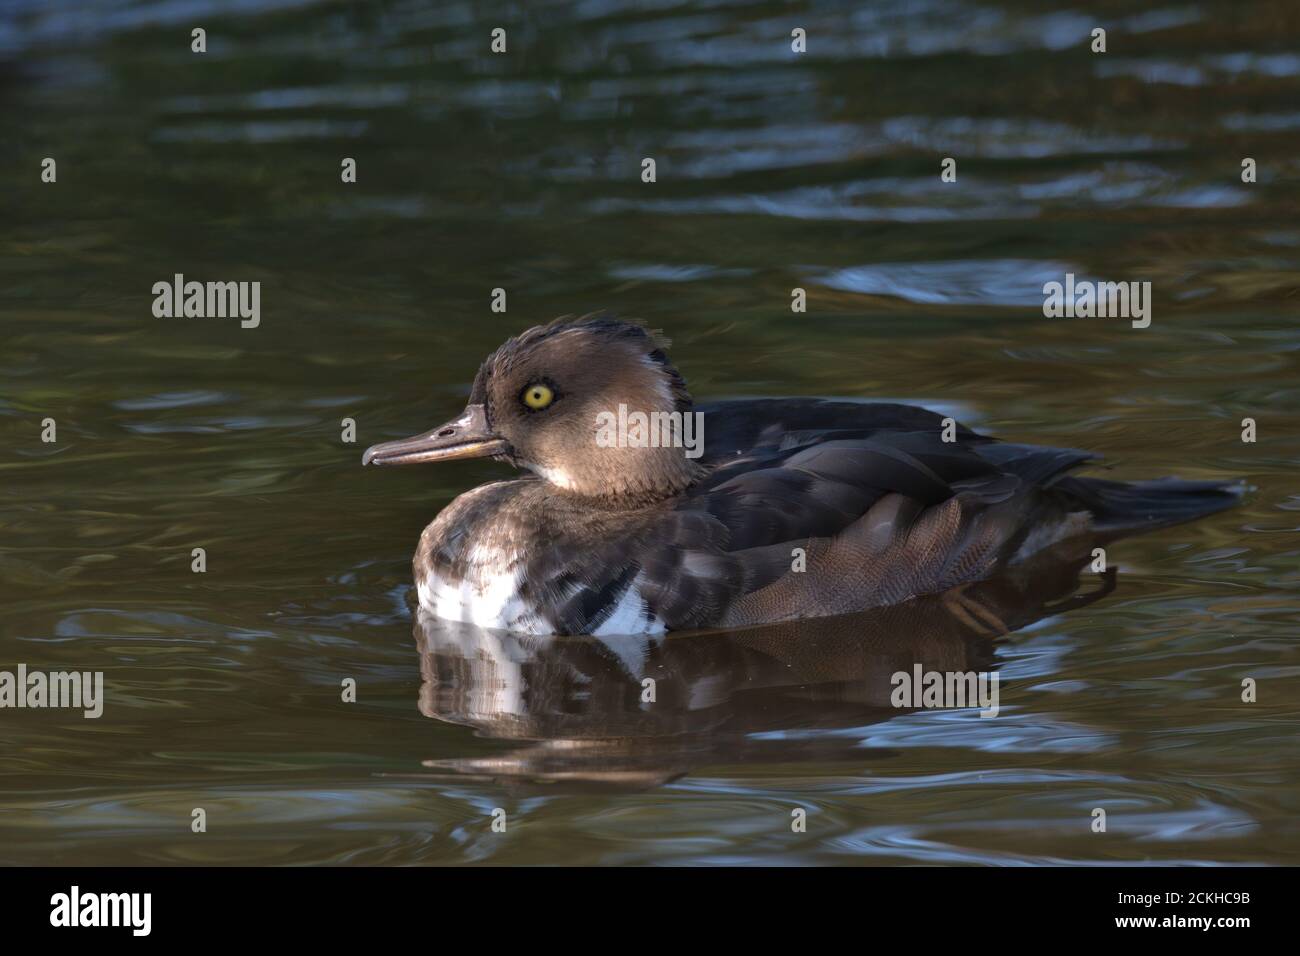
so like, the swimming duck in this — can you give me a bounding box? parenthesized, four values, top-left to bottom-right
(363, 315, 1240, 637)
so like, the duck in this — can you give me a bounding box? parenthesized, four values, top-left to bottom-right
(409, 543, 1116, 787)
(363, 314, 1241, 637)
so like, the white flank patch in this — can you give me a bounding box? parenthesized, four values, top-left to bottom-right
(591, 583, 667, 637)
(1010, 511, 1091, 563)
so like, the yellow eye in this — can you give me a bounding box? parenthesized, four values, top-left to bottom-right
(522, 383, 554, 410)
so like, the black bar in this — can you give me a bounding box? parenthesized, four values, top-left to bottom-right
(0, 866, 1281, 941)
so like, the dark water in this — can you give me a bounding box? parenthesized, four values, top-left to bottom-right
(3, 0, 1298, 865)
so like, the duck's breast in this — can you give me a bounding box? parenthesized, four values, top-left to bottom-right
(413, 481, 668, 636)
(417, 543, 549, 634)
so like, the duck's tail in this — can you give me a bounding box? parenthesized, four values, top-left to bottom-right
(1057, 475, 1246, 537)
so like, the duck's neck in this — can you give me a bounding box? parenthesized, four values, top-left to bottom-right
(529, 448, 703, 509)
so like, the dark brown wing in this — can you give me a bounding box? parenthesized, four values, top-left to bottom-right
(523, 400, 1096, 634)
(667, 400, 1095, 628)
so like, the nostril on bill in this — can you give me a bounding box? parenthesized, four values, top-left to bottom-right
(437, 427, 455, 438)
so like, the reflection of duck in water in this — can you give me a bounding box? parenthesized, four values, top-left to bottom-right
(364, 315, 1239, 637)
(409, 544, 1114, 790)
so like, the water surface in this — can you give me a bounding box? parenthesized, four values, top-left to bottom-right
(2, 0, 1299, 865)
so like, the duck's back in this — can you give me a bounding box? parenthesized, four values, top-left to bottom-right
(418, 399, 1239, 636)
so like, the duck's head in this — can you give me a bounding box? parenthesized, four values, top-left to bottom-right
(362, 315, 701, 503)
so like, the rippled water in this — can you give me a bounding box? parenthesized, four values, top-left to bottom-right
(3, 0, 1298, 865)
